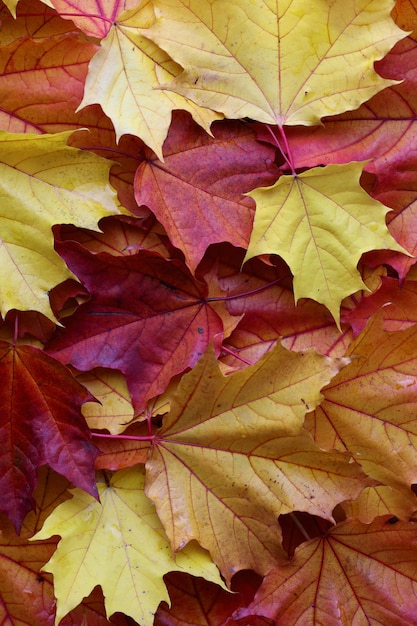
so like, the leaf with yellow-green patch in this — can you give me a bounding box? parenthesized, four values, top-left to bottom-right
(244, 163, 408, 324)
(31, 465, 226, 626)
(0, 131, 122, 320)
(79, 1, 221, 160)
(146, 343, 368, 581)
(145, 0, 406, 126)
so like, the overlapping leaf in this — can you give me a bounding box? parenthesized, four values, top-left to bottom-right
(0, 131, 122, 320)
(46, 245, 224, 413)
(155, 570, 261, 626)
(282, 35, 417, 278)
(0, 0, 416, 623)
(342, 276, 417, 335)
(79, 1, 221, 159)
(134, 113, 279, 271)
(145, 0, 406, 126)
(244, 163, 406, 323)
(0, 340, 98, 532)
(0, 467, 124, 626)
(0, 33, 97, 133)
(0, 0, 75, 43)
(77, 368, 134, 434)
(306, 316, 417, 516)
(146, 344, 367, 580)
(50, 0, 138, 38)
(32, 465, 226, 626)
(233, 517, 417, 624)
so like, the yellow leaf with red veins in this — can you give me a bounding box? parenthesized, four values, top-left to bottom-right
(234, 517, 417, 624)
(31, 466, 226, 626)
(244, 163, 407, 324)
(0, 467, 116, 626)
(145, 0, 406, 125)
(79, 1, 221, 160)
(0, 131, 122, 320)
(78, 369, 135, 435)
(342, 485, 417, 523)
(146, 344, 368, 581)
(306, 316, 417, 512)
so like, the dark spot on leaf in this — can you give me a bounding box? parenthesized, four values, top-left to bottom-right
(386, 516, 399, 525)
(198, 327, 204, 334)
(36, 574, 45, 583)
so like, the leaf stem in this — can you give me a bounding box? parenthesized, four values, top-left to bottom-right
(13, 314, 18, 346)
(289, 512, 312, 541)
(266, 125, 296, 175)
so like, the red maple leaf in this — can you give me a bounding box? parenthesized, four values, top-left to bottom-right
(47, 244, 224, 413)
(0, 341, 98, 531)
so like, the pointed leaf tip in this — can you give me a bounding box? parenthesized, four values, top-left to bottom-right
(244, 163, 409, 325)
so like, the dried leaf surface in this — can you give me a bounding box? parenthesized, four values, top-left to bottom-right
(146, 344, 366, 580)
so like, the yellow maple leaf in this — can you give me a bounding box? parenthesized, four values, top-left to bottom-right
(1, 0, 19, 16)
(244, 163, 408, 324)
(79, 1, 221, 160)
(0, 131, 122, 320)
(144, 0, 407, 125)
(31, 465, 226, 626)
(309, 316, 417, 512)
(78, 369, 135, 435)
(146, 344, 368, 580)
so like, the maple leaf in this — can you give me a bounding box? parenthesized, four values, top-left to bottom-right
(306, 315, 417, 516)
(0, 340, 98, 532)
(77, 368, 135, 435)
(57, 215, 171, 258)
(0, 33, 98, 133)
(49, 0, 138, 38)
(146, 343, 367, 581)
(46, 245, 224, 413)
(342, 276, 417, 335)
(0, 131, 122, 320)
(145, 0, 406, 126)
(342, 485, 417, 524)
(155, 570, 261, 626)
(79, 0, 221, 160)
(280, 35, 417, 278)
(0, 467, 130, 626)
(211, 246, 356, 361)
(31, 465, 226, 626)
(233, 516, 417, 624)
(244, 162, 407, 324)
(2, 0, 19, 17)
(0, 0, 74, 43)
(134, 112, 279, 271)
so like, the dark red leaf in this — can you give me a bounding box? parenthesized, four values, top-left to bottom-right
(0, 341, 98, 532)
(47, 245, 224, 413)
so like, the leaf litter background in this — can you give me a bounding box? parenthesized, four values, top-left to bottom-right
(1, 0, 417, 625)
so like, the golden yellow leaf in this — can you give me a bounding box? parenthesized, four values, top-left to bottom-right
(342, 486, 417, 523)
(31, 466, 225, 626)
(145, 0, 406, 125)
(244, 163, 407, 324)
(79, 1, 221, 160)
(1, 0, 18, 16)
(0, 131, 122, 320)
(78, 369, 135, 435)
(308, 316, 417, 513)
(146, 344, 368, 580)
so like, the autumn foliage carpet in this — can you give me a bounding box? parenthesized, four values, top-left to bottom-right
(2, 0, 417, 625)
